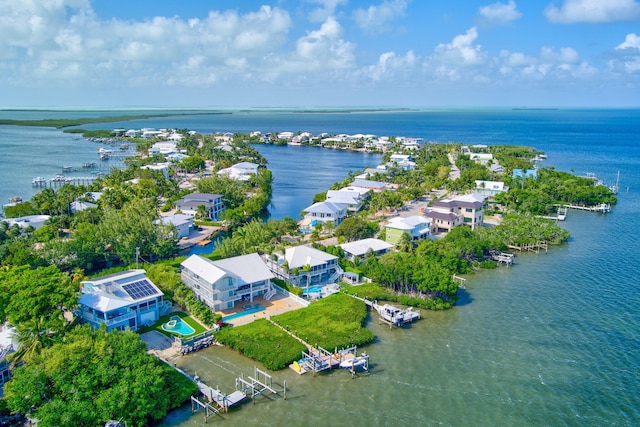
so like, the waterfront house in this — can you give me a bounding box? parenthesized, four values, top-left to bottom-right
(426, 193, 486, 232)
(267, 245, 342, 288)
(217, 162, 259, 181)
(384, 216, 434, 245)
(180, 253, 275, 311)
(2, 215, 50, 230)
(326, 189, 367, 212)
(141, 162, 170, 179)
(350, 179, 389, 192)
(339, 238, 394, 262)
(388, 153, 417, 170)
(155, 214, 194, 238)
(70, 199, 98, 213)
(176, 193, 224, 221)
(149, 141, 178, 155)
(300, 201, 347, 229)
(469, 153, 494, 165)
(78, 270, 170, 332)
(475, 180, 509, 197)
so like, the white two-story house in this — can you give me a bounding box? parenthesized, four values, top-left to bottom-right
(266, 245, 342, 288)
(176, 193, 224, 221)
(180, 253, 274, 312)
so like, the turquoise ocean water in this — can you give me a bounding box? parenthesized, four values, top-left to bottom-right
(0, 109, 638, 426)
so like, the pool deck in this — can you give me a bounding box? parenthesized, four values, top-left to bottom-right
(219, 293, 306, 327)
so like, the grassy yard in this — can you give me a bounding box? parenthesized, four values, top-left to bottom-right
(216, 293, 375, 370)
(137, 311, 208, 339)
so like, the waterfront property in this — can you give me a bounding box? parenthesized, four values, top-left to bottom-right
(78, 270, 171, 332)
(350, 178, 389, 192)
(300, 201, 347, 231)
(339, 238, 394, 262)
(325, 189, 368, 212)
(155, 213, 194, 238)
(1, 214, 50, 230)
(384, 215, 434, 245)
(217, 161, 259, 181)
(425, 193, 486, 232)
(267, 245, 343, 288)
(175, 192, 224, 221)
(180, 253, 275, 312)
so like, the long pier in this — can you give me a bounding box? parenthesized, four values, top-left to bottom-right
(564, 203, 611, 213)
(33, 177, 100, 187)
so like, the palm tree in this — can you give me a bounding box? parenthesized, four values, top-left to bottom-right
(301, 264, 312, 297)
(195, 204, 209, 221)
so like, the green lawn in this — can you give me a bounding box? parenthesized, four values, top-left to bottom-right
(137, 311, 208, 339)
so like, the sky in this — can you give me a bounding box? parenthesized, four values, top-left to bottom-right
(1, 0, 639, 108)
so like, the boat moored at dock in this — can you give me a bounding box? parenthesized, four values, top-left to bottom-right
(374, 303, 421, 327)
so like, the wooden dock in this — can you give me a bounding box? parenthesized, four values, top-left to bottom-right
(507, 242, 548, 253)
(565, 203, 610, 213)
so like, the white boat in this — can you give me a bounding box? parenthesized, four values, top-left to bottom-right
(32, 176, 46, 185)
(374, 303, 420, 326)
(339, 354, 369, 369)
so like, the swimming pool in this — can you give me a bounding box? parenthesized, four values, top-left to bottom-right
(222, 304, 266, 321)
(161, 316, 196, 336)
(303, 285, 323, 295)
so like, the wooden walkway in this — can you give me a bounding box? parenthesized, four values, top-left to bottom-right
(265, 318, 312, 351)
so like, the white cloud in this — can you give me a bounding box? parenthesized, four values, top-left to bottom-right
(353, 0, 408, 31)
(612, 33, 640, 73)
(540, 46, 579, 63)
(478, 0, 522, 25)
(0, 2, 293, 87)
(616, 33, 640, 50)
(433, 27, 486, 65)
(308, 0, 347, 22)
(266, 16, 355, 77)
(500, 50, 536, 66)
(363, 50, 417, 81)
(544, 0, 640, 23)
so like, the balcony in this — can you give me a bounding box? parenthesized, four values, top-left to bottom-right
(81, 308, 136, 327)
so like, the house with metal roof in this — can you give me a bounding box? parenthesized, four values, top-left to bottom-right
(475, 180, 509, 197)
(176, 193, 224, 221)
(155, 213, 194, 238)
(384, 216, 435, 245)
(326, 189, 367, 212)
(266, 245, 342, 288)
(180, 253, 275, 312)
(339, 238, 394, 262)
(78, 270, 170, 332)
(300, 201, 347, 231)
(350, 179, 389, 192)
(217, 162, 260, 181)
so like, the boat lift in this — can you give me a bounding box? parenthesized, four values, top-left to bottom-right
(236, 366, 287, 404)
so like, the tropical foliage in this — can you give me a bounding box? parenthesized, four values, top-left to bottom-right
(3, 325, 197, 427)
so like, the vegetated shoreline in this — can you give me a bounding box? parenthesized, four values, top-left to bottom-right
(0, 112, 228, 129)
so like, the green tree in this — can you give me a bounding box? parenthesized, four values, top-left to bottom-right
(3, 325, 197, 427)
(335, 217, 379, 242)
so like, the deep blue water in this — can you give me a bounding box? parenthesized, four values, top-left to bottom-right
(1, 108, 639, 426)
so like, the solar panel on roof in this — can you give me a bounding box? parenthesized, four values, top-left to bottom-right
(122, 279, 157, 300)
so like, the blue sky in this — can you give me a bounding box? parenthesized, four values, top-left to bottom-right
(1, 0, 639, 108)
